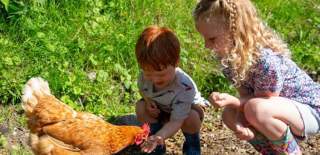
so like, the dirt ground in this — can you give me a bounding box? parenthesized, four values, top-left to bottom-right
(1, 107, 320, 155)
(116, 108, 320, 155)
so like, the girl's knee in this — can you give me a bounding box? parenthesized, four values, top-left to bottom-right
(244, 98, 271, 123)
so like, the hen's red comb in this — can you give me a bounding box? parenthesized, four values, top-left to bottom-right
(142, 123, 150, 135)
(135, 123, 150, 145)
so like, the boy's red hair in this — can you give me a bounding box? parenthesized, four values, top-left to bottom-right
(135, 26, 180, 71)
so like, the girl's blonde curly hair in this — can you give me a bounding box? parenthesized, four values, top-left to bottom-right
(193, 0, 290, 87)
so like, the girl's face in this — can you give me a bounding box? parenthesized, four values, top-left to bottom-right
(196, 15, 233, 57)
(143, 65, 176, 90)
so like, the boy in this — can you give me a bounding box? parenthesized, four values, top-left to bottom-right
(135, 25, 209, 155)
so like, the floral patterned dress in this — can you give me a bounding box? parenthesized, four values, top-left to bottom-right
(223, 48, 320, 113)
(222, 48, 320, 154)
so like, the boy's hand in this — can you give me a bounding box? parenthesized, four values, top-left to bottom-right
(141, 135, 164, 153)
(208, 92, 240, 108)
(145, 101, 160, 118)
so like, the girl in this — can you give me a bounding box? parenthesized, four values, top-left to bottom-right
(193, 0, 320, 154)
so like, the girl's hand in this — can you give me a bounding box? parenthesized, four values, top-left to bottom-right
(234, 111, 255, 140)
(208, 92, 240, 108)
(141, 135, 164, 153)
(145, 101, 160, 118)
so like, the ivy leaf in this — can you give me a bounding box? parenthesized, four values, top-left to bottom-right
(89, 54, 98, 66)
(97, 70, 108, 82)
(3, 57, 13, 66)
(73, 86, 82, 95)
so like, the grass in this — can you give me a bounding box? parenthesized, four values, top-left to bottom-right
(0, 0, 319, 153)
(0, 105, 31, 154)
(254, 0, 320, 72)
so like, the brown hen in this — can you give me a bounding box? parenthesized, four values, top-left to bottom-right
(22, 77, 149, 155)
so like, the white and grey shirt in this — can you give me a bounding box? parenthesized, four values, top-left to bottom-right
(138, 67, 208, 121)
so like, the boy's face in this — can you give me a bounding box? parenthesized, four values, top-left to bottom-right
(195, 15, 233, 57)
(143, 65, 176, 90)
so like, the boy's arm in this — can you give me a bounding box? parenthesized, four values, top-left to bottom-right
(141, 119, 184, 153)
(154, 95, 193, 139)
(142, 88, 193, 152)
(153, 92, 193, 142)
(155, 99, 192, 140)
(155, 119, 184, 140)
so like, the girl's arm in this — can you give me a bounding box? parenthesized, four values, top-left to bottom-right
(254, 91, 280, 98)
(237, 86, 254, 111)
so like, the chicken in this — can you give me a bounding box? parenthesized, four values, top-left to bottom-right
(22, 77, 150, 155)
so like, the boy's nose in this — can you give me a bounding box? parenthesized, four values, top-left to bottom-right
(151, 76, 162, 83)
(152, 78, 161, 83)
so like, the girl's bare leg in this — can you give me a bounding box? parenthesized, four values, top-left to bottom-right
(222, 107, 255, 140)
(244, 97, 304, 140)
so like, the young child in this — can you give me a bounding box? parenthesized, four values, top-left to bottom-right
(134, 25, 209, 155)
(193, 0, 320, 154)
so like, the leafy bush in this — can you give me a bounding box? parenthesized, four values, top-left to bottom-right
(0, 0, 318, 117)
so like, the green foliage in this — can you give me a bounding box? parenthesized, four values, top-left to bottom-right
(254, 0, 320, 73)
(0, 134, 7, 148)
(0, 0, 9, 11)
(0, 0, 319, 118)
(0, 0, 202, 114)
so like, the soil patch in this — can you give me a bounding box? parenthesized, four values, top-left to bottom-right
(116, 108, 320, 155)
(1, 108, 319, 155)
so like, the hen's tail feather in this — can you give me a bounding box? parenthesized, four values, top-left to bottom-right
(22, 77, 51, 115)
(30, 133, 54, 154)
(30, 133, 81, 154)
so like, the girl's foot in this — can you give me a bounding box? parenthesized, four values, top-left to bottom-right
(270, 127, 301, 155)
(248, 127, 302, 155)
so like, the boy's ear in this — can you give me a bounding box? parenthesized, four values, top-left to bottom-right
(176, 58, 180, 66)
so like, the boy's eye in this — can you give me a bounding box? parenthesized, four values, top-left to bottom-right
(144, 74, 152, 77)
